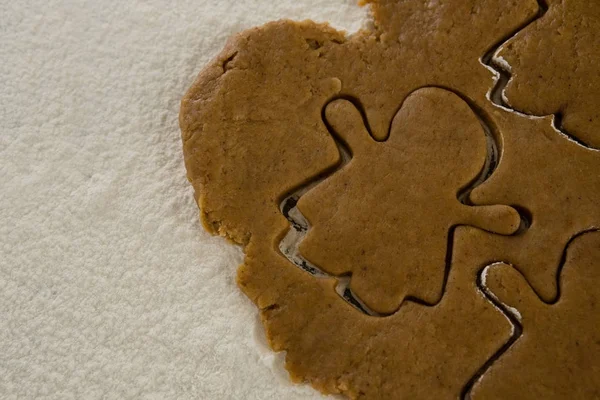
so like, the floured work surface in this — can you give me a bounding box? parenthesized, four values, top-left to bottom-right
(180, 0, 600, 398)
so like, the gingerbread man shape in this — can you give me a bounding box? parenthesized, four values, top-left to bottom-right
(298, 87, 520, 314)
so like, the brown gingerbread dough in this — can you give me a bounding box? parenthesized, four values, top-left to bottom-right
(471, 230, 600, 399)
(180, 0, 600, 398)
(493, 0, 600, 148)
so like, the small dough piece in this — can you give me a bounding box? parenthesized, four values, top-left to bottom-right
(299, 88, 519, 314)
(496, 0, 600, 147)
(471, 231, 600, 399)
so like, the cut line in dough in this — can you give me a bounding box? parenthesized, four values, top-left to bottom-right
(278, 90, 520, 317)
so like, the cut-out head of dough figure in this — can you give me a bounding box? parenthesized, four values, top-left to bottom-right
(297, 87, 520, 314)
(494, 0, 600, 147)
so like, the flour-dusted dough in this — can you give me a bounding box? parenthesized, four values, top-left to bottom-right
(494, 0, 600, 148)
(180, 0, 600, 398)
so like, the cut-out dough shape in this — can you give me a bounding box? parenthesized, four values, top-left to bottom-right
(298, 88, 520, 314)
(494, 0, 600, 148)
(471, 230, 600, 399)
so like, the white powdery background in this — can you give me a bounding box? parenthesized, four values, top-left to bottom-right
(0, 1, 365, 399)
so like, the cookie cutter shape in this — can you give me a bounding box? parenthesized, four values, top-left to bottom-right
(298, 87, 520, 314)
(491, 0, 600, 148)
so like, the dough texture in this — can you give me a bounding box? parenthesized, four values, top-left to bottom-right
(180, 0, 600, 398)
